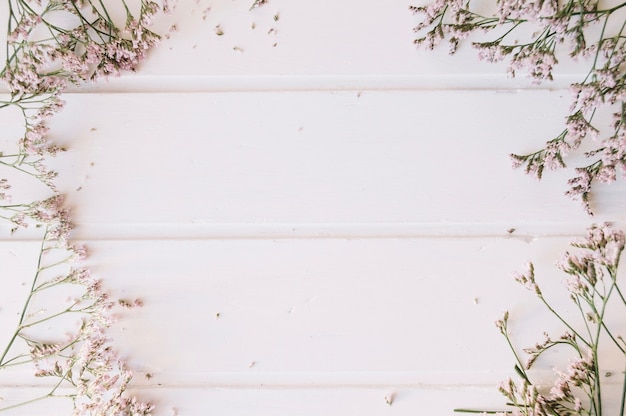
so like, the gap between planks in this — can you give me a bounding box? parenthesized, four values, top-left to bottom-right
(0, 222, 608, 241)
(0, 74, 579, 95)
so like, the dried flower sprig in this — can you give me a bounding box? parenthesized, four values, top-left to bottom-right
(457, 223, 626, 415)
(0, 225, 152, 415)
(0, 0, 168, 413)
(411, 0, 626, 214)
(3, 0, 162, 94)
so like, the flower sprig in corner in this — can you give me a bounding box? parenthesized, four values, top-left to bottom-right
(456, 223, 626, 415)
(411, 0, 626, 214)
(0, 220, 151, 415)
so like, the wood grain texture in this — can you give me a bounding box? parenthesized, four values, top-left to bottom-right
(41, 90, 626, 240)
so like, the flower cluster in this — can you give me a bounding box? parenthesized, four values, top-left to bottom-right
(467, 224, 626, 415)
(0, 226, 151, 415)
(411, 0, 626, 214)
(4, 0, 162, 95)
(1, 0, 163, 171)
(0, 0, 170, 413)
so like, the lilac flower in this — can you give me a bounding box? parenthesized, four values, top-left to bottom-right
(513, 262, 542, 295)
(570, 223, 626, 270)
(0, 179, 11, 201)
(566, 111, 599, 146)
(496, 0, 557, 22)
(474, 42, 511, 63)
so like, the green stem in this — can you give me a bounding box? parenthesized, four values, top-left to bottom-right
(539, 294, 592, 348)
(0, 392, 54, 412)
(582, 11, 610, 85)
(619, 357, 626, 416)
(0, 353, 30, 367)
(0, 228, 47, 365)
(36, 254, 77, 274)
(20, 306, 81, 330)
(589, 278, 618, 416)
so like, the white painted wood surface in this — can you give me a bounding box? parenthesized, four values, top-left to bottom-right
(2, 0, 626, 415)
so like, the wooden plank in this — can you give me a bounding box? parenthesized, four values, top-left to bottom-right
(125, 386, 509, 416)
(0, 0, 605, 94)
(8, 234, 618, 415)
(0, 385, 506, 416)
(63, 236, 619, 382)
(36, 90, 624, 241)
(69, 0, 603, 91)
(2, 383, 624, 415)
